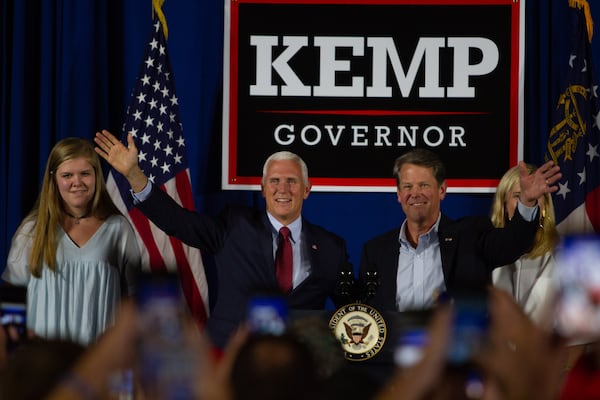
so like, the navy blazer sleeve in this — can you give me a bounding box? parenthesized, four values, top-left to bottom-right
(135, 185, 227, 254)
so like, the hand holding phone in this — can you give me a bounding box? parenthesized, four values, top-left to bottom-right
(0, 286, 27, 352)
(446, 294, 489, 366)
(135, 273, 197, 399)
(246, 294, 287, 336)
(554, 235, 600, 340)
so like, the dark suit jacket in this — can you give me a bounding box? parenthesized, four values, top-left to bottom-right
(359, 212, 539, 311)
(137, 186, 352, 347)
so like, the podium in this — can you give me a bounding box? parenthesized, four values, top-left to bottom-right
(288, 308, 433, 387)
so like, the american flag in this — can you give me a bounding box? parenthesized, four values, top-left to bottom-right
(546, 0, 600, 234)
(106, 19, 209, 325)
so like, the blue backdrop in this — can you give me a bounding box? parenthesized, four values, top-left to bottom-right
(1, 0, 597, 278)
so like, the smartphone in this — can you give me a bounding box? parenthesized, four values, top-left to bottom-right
(446, 293, 489, 366)
(554, 234, 600, 340)
(394, 327, 429, 368)
(136, 273, 196, 399)
(246, 294, 288, 336)
(0, 286, 27, 352)
(393, 296, 488, 368)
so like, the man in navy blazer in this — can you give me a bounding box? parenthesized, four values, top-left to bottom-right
(359, 149, 561, 312)
(95, 130, 353, 347)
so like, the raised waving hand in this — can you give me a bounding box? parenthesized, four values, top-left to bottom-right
(94, 130, 148, 192)
(518, 160, 561, 207)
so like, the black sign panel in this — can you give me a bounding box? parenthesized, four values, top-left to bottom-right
(223, 0, 522, 192)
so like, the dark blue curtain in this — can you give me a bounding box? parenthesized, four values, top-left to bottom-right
(2, 0, 599, 275)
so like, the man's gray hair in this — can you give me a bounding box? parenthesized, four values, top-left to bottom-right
(262, 151, 309, 185)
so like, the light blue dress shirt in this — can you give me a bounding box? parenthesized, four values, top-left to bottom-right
(396, 214, 444, 311)
(395, 202, 539, 311)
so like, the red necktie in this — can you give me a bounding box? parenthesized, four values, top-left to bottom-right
(275, 226, 293, 293)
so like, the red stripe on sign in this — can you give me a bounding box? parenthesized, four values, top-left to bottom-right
(257, 109, 489, 116)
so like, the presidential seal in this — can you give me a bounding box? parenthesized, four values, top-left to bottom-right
(328, 303, 387, 361)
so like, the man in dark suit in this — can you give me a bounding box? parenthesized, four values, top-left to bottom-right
(359, 149, 561, 312)
(94, 130, 353, 347)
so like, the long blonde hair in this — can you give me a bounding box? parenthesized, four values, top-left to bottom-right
(24, 137, 121, 277)
(490, 164, 559, 258)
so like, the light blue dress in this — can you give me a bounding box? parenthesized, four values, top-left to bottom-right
(2, 214, 141, 345)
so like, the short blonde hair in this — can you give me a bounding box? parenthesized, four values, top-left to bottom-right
(490, 164, 559, 258)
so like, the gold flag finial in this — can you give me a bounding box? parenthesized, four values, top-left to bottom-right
(152, 0, 168, 40)
(569, 0, 594, 42)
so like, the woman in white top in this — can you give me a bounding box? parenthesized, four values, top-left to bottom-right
(2, 137, 141, 345)
(491, 163, 559, 326)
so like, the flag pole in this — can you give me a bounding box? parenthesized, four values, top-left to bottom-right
(569, 0, 593, 42)
(152, 0, 169, 40)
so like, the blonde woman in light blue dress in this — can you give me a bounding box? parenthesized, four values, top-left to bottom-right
(2, 137, 141, 345)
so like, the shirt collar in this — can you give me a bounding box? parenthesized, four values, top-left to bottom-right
(398, 213, 442, 246)
(267, 212, 302, 243)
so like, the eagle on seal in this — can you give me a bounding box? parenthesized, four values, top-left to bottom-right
(344, 322, 371, 344)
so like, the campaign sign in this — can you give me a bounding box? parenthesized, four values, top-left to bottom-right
(223, 0, 523, 192)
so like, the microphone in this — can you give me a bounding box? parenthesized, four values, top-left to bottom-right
(336, 268, 355, 300)
(364, 269, 379, 301)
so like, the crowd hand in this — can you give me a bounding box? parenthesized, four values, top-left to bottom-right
(374, 304, 453, 400)
(0, 323, 7, 367)
(475, 287, 567, 400)
(94, 130, 147, 192)
(41, 298, 245, 400)
(193, 325, 249, 400)
(0, 323, 19, 366)
(0, 324, 36, 367)
(45, 300, 141, 400)
(518, 160, 561, 206)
